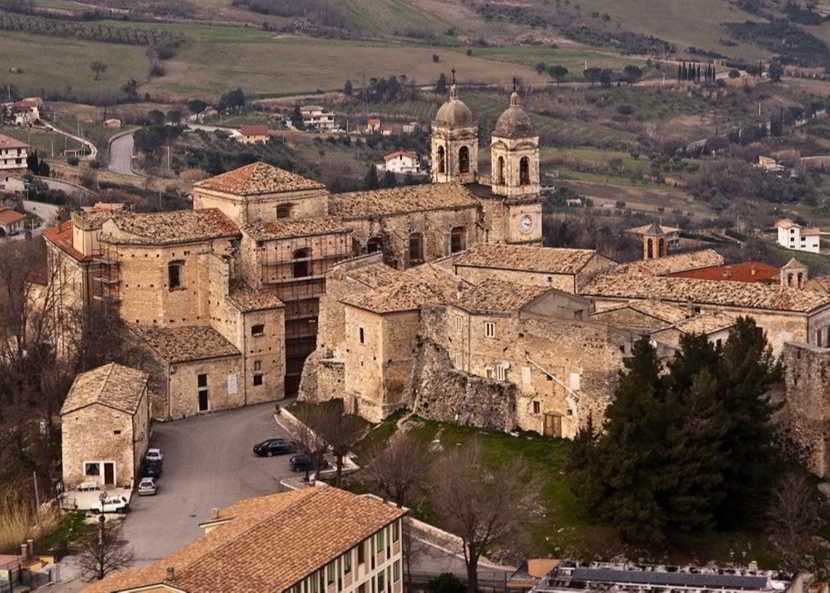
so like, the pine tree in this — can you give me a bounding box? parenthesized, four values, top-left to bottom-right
(717, 317, 783, 527)
(343, 80, 353, 96)
(26, 150, 37, 173)
(364, 164, 380, 190)
(381, 170, 397, 188)
(436, 73, 448, 95)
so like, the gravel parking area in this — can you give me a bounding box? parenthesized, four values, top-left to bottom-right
(120, 402, 298, 563)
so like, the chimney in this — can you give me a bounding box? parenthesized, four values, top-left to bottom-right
(20, 543, 27, 560)
(212, 507, 220, 519)
(166, 567, 176, 581)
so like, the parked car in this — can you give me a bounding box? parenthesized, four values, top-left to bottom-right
(137, 477, 158, 496)
(142, 460, 162, 479)
(91, 495, 129, 514)
(145, 448, 163, 463)
(290, 454, 329, 473)
(253, 438, 295, 457)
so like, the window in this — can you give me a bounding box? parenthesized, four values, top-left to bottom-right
(497, 156, 505, 185)
(375, 529, 385, 551)
(519, 157, 530, 186)
(84, 462, 100, 476)
(252, 324, 265, 337)
(450, 226, 466, 254)
(343, 551, 353, 575)
(569, 372, 581, 391)
(485, 367, 494, 379)
(277, 204, 292, 219)
(168, 261, 183, 290)
(197, 374, 209, 412)
(484, 321, 496, 338)
(818, 330, 823, 348)
(392, 520, 400, 542)
(293, 248, 311, 278)
(326, 561, 337, 586)
(458, 146, 470, 174)
(377, 573, 385, 593)
(532, 401, 541, 414)
(495, 364, 507, 381)
(359, 327, 365, 344)
(367, 237, 383, 253)
(393, 561, 401, 583)
(358, 542, 366, 564)
(408, 233, 424, 265)
(253, 374, 264, 386)
(436, 146, 446, 173)
(254, 360, 262, 371)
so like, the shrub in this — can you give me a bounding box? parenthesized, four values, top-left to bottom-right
(617, 104, 634, 115)
(428, 573, 465, 593)
(67, 156, 79, 166)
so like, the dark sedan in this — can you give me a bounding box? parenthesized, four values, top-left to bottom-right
(253, 438, 295, 457)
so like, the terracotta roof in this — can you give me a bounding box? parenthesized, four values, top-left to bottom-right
(454, 243, 602, 275)
(625, 224, 682, 236)
(0, 133, 29, 150)
(343, 280, 452, 314)
(583, 273, 830, 313)
(406, 263, 471, 297)
(454, 278, 550, 315)
(61, 363, 148, 416)
(43, 220, 91, 263)
(610, 250, 724, 276)
(73, 209, 126, 231)
(244, 217, 351, 241)
(345, 262, 405, 289)
(801, 227, 822, 236)
(671, 262, 780, 283)
(193, 162, 325, 196)
(81, 486, 405, 593)
(776, 219, 796, 229)
(239, 125, 268, 136)
(330, 184, 478, 218)
(131, 325, 240, 363)
(99, 209, 239, 246)
(0, 208, 25, 225)
(227, 282, 285, 312)
(384, 151, 417, 161)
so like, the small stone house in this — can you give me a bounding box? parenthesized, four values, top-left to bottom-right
(61, 363, 150, 490)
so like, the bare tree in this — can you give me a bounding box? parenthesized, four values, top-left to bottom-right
(306, 402, 365, 486)
(363, 432, 432, 507)
(428, 441, 542, 593)
(90, 62, 108, 81)
(293, 407, 330, 482)
(767, 472, 830, 576)
(78, 516, 133, 581)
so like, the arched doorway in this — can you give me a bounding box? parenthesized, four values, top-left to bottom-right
(458, 146, 470, 174)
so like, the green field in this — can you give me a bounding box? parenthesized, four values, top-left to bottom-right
(0, 126, 82, 157)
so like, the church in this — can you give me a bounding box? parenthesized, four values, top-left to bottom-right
(42, 82, 548, 418)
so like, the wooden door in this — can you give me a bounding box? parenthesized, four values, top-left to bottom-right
(543, 413, 562, 438)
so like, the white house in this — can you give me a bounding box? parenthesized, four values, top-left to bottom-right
(776, 218, 821, 254)
(0, 134, 29, 174)
(300, 105, 336, 131)
(379, 151, 420, 175)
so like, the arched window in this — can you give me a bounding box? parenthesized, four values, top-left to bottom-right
(450, 226, 466, 253)
(459, 146, 470, 174)
(367, 237, 383, 253)
(646, 239, 654, 259)
(497, 156, 505, 185)
(293, 248, 311, 278)
(408, 233, 424, 265)
(658, 238, 666, 257)
(519, 157, 531, 186)
(437, 146, 446, 174)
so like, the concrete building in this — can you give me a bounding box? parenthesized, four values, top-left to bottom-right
(301, 105, 336, 131)
(81, 485, 406, 593)
(60, 363, 150, 490)
(0, 133, 29, 174)
(379, 151, 420, 175)
(239, 125, 270, 144)
(776, 218, 821, 253)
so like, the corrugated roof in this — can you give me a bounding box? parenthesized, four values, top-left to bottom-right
(583, 273, 830, 313)
(330, 184, 478, 218)
(193, 162, 325, 196)
(454, 243, 601, 275)
(61, 363, 148, 416)
(131, 325, 240, 363)
(81, 486, 405, 593)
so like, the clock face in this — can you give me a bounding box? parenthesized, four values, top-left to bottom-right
(519, 215, 533, 233)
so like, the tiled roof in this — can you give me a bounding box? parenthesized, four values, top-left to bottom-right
(342, 280, 452, 314)
(43, 220, 91, 263)
(801, 227, 822, 236)
(345, 262, 405, 289)
(99, 209, 239, 246)
(776, 219, 796, 229)
(454, 278, 550, 315)
(453, 243, 602, 274)
(583, 273, 830, 313)
(193, 162, 325, 196)
(805, 275, 830, 294)
(673, 312, 736, 334)
(0, 208, 25, 225)
(593, 300, 689, 326)
(81, 486, 405, 593)
(384, 151, 417, 161)
(239, 125, 268, 136)
(61, 363, 148, 416)
(73, 209, 126, 231)
(610, 250, 724, 276)
(0, 133, 29, 150)
(227, 282, 285, 312)
(406, 263, 471, 297)
(625, 224, 681, 235)
(329, 184, 478, 218)
(244, 217, 351, 241)
(131, 325, 240, 363)
(671, 262, 780, 283)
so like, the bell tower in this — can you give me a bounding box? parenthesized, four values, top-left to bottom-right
(431, 70, 479, 184)
(490, 81, 540, 198)
(642, 222, 669, 260)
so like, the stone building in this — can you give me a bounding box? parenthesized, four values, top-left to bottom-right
(61, 363, 150, 489)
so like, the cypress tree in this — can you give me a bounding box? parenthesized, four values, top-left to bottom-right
(364, 164, 380, 190)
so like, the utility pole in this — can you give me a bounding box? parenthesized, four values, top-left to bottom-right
(32, 471, 40, 523)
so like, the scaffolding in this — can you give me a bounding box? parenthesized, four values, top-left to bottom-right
(90, 244, 121, 311)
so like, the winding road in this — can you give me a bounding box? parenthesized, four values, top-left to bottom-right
(108, 130, 141, 177)
(39, 119, 97, 161)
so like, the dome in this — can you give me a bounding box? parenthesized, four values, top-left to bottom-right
(493, 92, 535, 139)
(434, 84, 474, 127)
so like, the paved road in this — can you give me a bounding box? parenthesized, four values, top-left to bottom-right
(108, 130, 140, 177)
(39, 120, 97, 161)
(121, 402, 297, 563)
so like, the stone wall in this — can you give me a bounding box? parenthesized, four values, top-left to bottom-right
(779, 341, 830, 477)
(168, 355, 244, 419)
